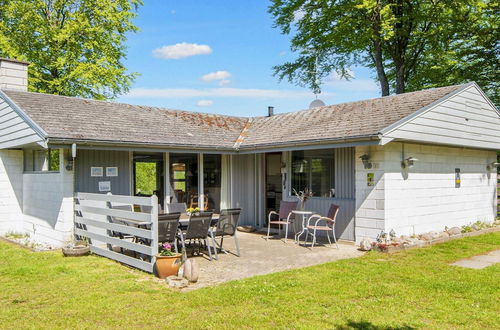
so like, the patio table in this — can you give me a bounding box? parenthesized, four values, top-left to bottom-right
(292, 210, 313, 244)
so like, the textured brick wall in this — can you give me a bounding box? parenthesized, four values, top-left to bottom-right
(355, 143, 497, 242)
(0, 150, 24, 233)
(22, 149, 74, 246)
(355, 145, 386, 242)
(383, 142, 496, 236)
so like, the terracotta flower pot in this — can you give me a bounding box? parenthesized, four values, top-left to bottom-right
(155, 254, 182, 279)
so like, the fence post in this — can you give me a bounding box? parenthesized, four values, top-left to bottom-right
(151, 195, 159, 268)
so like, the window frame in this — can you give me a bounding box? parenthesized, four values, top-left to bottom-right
(288, 149, 336, 199)
(23, 148, 61, 173)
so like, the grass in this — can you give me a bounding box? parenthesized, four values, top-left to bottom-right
(0, 234, 499, 329)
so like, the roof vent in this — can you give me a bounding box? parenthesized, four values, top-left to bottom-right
(268, 106, 274, 117)
(309, 99, 326, 109)
(0, 58, 29, 91)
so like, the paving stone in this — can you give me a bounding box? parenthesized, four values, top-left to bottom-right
(450, 249, 500, 269)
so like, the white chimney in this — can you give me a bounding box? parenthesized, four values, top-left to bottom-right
(0, 58, 29, 91)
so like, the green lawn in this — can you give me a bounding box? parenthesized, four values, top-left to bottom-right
(1, 234, 499, 329)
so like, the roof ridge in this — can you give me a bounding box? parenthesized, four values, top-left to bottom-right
(0, 89, 249, 120)
(233, 118, 253, 150)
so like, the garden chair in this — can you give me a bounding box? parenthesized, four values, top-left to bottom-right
(139, 204, 163, 214)
(177, 212, 218, 261)
(157, 212, 181, 253)
(189, 194, 208, 209)
(265, 200, 297, 242)
(304, 204, 340, 249)
(165, 202, 187, 214)
(213, 208, 242, 256)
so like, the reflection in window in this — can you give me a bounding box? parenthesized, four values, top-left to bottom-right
(203, 154, 221, 212)
(291, 149, 335, 198)
(24, 148, 60, 172)
(170, 154, 198, 205)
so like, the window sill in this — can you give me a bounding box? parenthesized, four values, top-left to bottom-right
(23, 171, 60, 174)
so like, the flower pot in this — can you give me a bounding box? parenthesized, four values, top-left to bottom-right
(62, 241, 90, 257)
(155, 254, 182, 279)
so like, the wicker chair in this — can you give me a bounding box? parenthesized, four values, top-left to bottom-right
(265, 200, 297, 242)
(304, 204, 340, 249)
(213, 208, 242, 256)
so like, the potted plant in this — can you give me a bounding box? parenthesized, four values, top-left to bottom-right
(292, 188, 313, 210)
(186, 207, 201, 216)
(155, 243, 182, 279)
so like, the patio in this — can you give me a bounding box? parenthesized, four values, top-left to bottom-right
(180, 231, 364, 291)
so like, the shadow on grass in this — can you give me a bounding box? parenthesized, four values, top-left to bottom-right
(336, 320, 415, 330)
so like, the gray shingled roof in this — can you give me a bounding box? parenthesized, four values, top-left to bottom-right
(2, 84, 466, 150)
(3, 90, 248, 149)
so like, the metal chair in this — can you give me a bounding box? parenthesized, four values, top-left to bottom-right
(165, 202, 187, 214)
(140, 204, 163, 214)
(304, 204, 340, 249)
(178, 212, 218, 261)
(214, 208, 242, 256)
(158, 212, 181, 253)
(265, 200, 297, 242)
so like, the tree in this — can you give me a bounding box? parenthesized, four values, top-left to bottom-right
(0, 0, 142, 100)
(269, 0, 499, 103)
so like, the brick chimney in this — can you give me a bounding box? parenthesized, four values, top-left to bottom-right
(0, 58, 29, 91)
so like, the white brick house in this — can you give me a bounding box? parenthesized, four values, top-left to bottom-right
(0, 57, 498, 246)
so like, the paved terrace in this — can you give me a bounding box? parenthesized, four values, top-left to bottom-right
(179, 232, 364, 291)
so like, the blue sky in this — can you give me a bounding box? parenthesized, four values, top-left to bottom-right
(117, 0, 381, 117)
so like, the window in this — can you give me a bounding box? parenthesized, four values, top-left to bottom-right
(291, 149, 335, 198)
(170, 153, 198, 204)
(24, 149, 60, 172)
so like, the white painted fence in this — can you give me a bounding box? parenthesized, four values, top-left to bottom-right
(74, 192, 158, 273)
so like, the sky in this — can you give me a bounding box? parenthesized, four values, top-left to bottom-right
(117, 0, 381, 117)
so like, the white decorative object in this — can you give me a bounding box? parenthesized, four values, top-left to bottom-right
(106, 167, 118, 177)
(98, 181, 111, 192)
(359, 237, 372, 251)
(90, 167, 103, 177)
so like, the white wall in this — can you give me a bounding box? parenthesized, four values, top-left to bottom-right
(354, 142, 497, 242)
(22, 149, 74, 246)
(355, 145, 386, 241)
(384, 142, 496, 236)
(0, 150, 24, 233)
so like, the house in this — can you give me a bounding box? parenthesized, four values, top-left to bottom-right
(0, 57, 499, 247)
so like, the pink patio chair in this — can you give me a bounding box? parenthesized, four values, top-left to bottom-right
(266, 200, 298, 242)
(305, 204, 340, 249)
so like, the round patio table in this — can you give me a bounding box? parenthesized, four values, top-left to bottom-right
(291, 210, 313, 244)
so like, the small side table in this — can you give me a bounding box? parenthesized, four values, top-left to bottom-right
(292, 210, 313, 244)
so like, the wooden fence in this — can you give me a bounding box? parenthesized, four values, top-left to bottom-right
(74, 193, 158, 273)
(497, 174, 500, 217)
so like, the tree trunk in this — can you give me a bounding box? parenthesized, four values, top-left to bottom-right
(373, 39, 390, 96)
(395, 63, 405, 94)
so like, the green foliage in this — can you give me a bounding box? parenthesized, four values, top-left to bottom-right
(269, 0, 499, 103)
(0, 233, 498, 328)
(0, 0, 142, 100)
(48, 149, 59, 171)
(135, 162, 156, 195)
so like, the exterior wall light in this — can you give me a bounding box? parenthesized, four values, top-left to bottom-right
(359, 154, 372, 169)
(401, 156, 418, 169)
(486, 162, 500, 171)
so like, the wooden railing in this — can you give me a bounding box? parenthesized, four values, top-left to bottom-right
(74, 193, 158, 273)
(497, 174, 500, 217)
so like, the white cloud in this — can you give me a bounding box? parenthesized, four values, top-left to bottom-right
(200, 71, 231, 81)
(218, 79, 231, 86)
(325, 79, 379, 93)
(152, 42, 212, 60)
(328, 69, 356, 81)
(125, 87, 329, 99)
(196, 100, 214, 107)
(293, 9, 306, 23)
